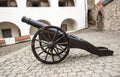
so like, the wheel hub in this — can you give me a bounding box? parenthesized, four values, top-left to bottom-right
(48, 41, 55, 49)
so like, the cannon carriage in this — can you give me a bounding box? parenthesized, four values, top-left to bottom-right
(22, 16, 114, 64)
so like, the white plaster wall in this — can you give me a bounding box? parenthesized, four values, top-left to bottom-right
(0, 0, 88, 37)
(5, 38, 15, 45)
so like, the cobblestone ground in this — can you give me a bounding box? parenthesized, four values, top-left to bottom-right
(0, 27, 120, 77)
(0, 41, 30, 56)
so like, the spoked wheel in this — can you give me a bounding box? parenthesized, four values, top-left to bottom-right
(31, 26, 70, 64)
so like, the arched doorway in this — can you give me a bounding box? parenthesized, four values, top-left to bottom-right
(0, 0, 17, 7)
(38, 20, 51, 26)
(96, 11, 104, 30)
(0, 22, 21, 38)
(58, 0, 75, 7)
(30, 20, 51, 35)
(27, 0, 50, 7)
(87, 0, 95, 25)
(61, 18, 77, 31)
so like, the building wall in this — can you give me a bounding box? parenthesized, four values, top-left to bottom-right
(104, 0, 120, 30)
(0, 0, 88, 37)
(95, 0, 120, 31)
(0, 0, 88, 45)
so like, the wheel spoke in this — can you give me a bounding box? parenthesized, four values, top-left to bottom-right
(54, 35, 65, 43)
(35, 39, 40, 42)
(38, 51, 44, 55)
(47, 30, 51, 41)
(45, 48, 50, 61)
(35, 39, 48, 44)
(50, 49, 55, 62)
(55, 46, 63, 52)
(52, 55, 54, 62)
(35, 44, 47, 49)
(52, 29, 58, 42)
(57, 45, 64, 50)
(38, 47, 48, 55)
(43, 29, 51, 41)
(57, 42, 68, 45)
(45, 54, 48, 61)
(53, 49, 62, 59)
(41, 41, 48, 44)
(54, 47, 60, 54)
(40, 32, 49, 42)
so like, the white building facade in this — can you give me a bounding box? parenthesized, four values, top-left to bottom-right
(0, 0, 88, 45)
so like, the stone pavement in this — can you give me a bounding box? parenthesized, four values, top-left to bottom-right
(0, 41, 30, 56)
(0, 27, 120, 77)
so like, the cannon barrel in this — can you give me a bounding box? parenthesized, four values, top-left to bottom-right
(22, 16, 62, 35)
(22, 16, 48, 28)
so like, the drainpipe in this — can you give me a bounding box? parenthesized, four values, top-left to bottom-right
(84, 0, 88, 28)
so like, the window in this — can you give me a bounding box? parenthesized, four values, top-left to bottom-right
(32, 2, 40, 7)
(9, 0, 17, 7)
(2, 29, 12, 38)
(0, 1, 8, 7)
(59, 0, 66, 7)
(59, 0, 75, 7)
(0, 0, 17, 7)
(27, 0, 50, 7)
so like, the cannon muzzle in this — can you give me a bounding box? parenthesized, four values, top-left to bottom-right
(22, 16, 48, 28)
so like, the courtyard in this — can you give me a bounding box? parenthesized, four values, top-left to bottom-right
(0, 26, 120, 77)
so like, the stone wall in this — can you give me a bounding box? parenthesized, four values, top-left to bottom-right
(103, 0, 120, 30)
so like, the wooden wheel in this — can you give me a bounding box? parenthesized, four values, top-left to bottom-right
(31, 26, 70, 64)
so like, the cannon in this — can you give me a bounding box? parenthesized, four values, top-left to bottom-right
(21, 16, 114, 64)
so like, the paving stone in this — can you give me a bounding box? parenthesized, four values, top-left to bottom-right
(68, 72, 77, 76)
(110, 71, 120, 77)
(77, 72, 85, 75)
(7, 73, 17, 77)
(72, 68, 80, 72)
(85, 71, 93, 74)
(101, 72, 112, 77)
(81, 75, 91, 77)
(63, 69, 71, 73)
(0, 76, 6, 77)
(59, 73, 67, 76)
(91, 73, 102, 77)
(94, 70, 104, 73)
(16, 74, 25, 77)
(114, 75, 120, 77)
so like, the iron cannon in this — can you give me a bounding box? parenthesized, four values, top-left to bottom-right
(22, 16, 114, 64)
